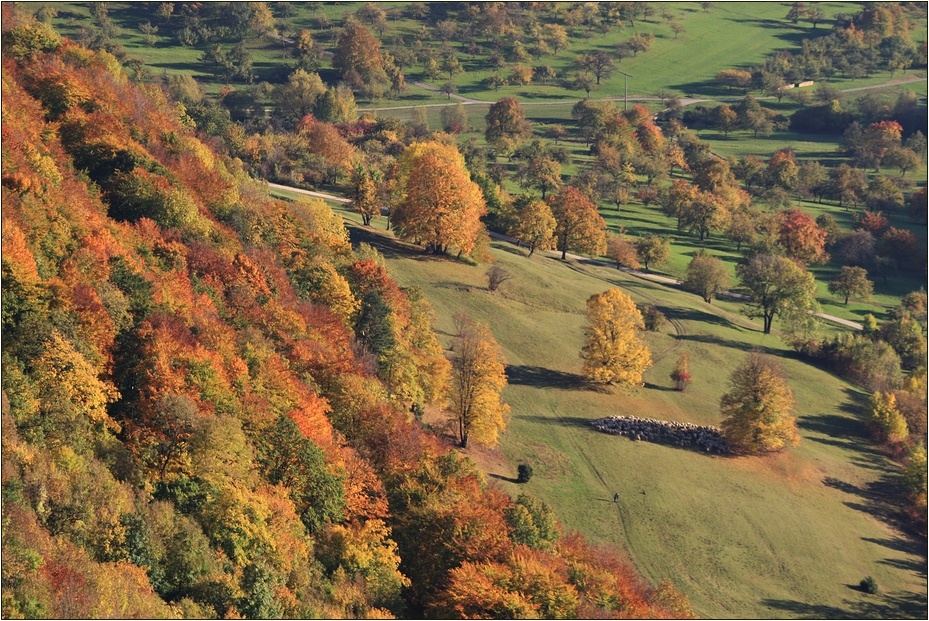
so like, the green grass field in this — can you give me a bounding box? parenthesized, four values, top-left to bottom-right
(323, 201, 926, 619)
(42, 2, 927, 104)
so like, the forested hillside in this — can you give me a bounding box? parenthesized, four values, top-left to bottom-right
(0, 6, 695, 619)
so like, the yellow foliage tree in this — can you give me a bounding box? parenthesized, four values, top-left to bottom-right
(508, 198, 556, 257)
(289, 197, 351, 253)
(449, 320, 510, 448)
(720, 353, 800, 453)
(867, 391, 909, 443)
(580, 289, 652, 386)
(391, 142, 487, 255)
(32, 331, 120, 448)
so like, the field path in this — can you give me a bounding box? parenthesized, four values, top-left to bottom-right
(267, 182, 864, 330)
(360, 75, 925, 112)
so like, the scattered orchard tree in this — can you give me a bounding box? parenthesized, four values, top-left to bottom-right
(683, 251, 730, 303)
(720, 353, 800, 453)
(548, 186, 607, 260)
(828, 266, 873, 305)
(580, 289, 653, 386)
(508, 198, 556, 257)
(448, 319, 510, 448)
(737, 254, 817, 334)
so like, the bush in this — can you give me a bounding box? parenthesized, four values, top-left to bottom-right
(643, 305, 667, 332)
(859, 576, 879, 594)
(516, 463, 533, 483)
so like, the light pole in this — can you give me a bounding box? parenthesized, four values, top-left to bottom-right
(618, 70, 632, 111)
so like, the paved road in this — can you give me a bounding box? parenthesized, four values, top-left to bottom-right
(266, 182, 863, 330)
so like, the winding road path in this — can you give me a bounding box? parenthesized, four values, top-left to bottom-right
(267, 182, 863, 330)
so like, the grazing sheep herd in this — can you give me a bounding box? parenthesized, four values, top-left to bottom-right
(590, 415, 731, 454)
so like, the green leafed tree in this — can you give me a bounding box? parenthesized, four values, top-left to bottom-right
(684, 251, 730, 303)
(737, 254, 817, 334)
(828, 266, 873, 304)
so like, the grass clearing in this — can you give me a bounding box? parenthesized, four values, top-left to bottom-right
(332, 204, 926, 619)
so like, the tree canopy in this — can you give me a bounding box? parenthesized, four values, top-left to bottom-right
(580, 289, 653, 386)
(720, 353, 800, 453)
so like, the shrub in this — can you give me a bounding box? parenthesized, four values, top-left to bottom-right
(517, 463, 533, 483)
(643, 305, 667, 332)
(859, 576, 879, 595)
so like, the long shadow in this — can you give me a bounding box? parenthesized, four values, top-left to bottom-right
(347, 224, 453, 263)
(675, 333, 778, 354)
(520, 414, 595, 428)
(643, 382, 676, 392)
(663, 306, 735, 329)
(798, 412, 866, 441)
(763, 590, 929, 619)
(878, 556, 928, 577)
(506, 365, 588, 391)
(861, 536, 928, 560)
(488, 473, 519, 484)
(826, 471, 916, 532)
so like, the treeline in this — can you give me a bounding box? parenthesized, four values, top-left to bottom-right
(1, 8, 696, 619)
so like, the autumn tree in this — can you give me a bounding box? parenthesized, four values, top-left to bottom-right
(573, 51, 614, 84)
(720, 352, 800, 453)
(828, 266, 873, 304)
(635, 234, 670, 271)
(516, 154, 562, 199)
(670, 352, 692, 391)
(737, 254, 817, 334)
(661, 179, 698, 231)
(332, 24, 388, 99)
(449, 320, 510, 448)
(684, 251, 731, 303)
(391, 142, 487, 255)
(866, 392, 909, 443)
(715, 69, 752, 92)
(548, 186, 607, 260)
(508, 198, 556, 257)
(351, 165, 380, 226)
(485, 97, 531, 156)
(606, 235, 640, 269)
(778, 209, 828, 265)
(580, 289, 653, 386)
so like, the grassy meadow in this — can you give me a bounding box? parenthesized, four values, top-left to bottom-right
(42, 2, 927, 103)
(317, 198, 927, 619)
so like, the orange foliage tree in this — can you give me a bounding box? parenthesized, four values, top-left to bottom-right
(391, 143, 487, 256)
(548, 186, 607, 260)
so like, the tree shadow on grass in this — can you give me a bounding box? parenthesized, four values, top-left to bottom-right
(663, 305, 736, 329)
(761, 590, 928, 620)
(506, 365, 589, 391)
(643, 382, 676, 392)
(674, 333, 780, 354)
(488, 473, 519, 484)
(824, 473, 916, 533)
(348, 224, 461, 263)
(519, 414, 596, 428)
